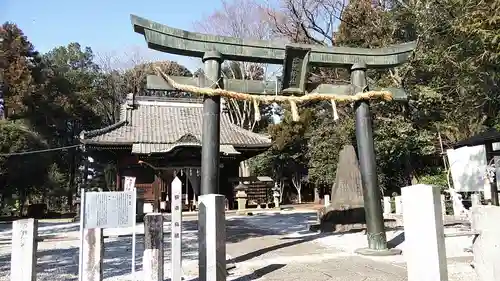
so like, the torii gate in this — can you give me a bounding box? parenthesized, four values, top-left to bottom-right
(131, 14, 415, 279)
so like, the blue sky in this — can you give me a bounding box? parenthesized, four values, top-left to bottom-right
(1, 0, 225, 71)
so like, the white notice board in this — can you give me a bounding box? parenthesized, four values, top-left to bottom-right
(83, 190, 136, 229)
(124, 176, 136, 191)
(447, 146, 489, 192)
(78, 188, 138, 281)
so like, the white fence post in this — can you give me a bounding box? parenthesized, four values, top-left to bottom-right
(395, 196, 403, 214)
(471, 194, 481, 207)
(383, 196, 391, 215)
(402, 184, 448, 281)
(11, 218, 37, 281)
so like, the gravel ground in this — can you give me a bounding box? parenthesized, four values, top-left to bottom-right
(0, 214, 295, 281)
(0, 220, 200, 281)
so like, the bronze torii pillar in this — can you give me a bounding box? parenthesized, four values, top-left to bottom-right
(351, 63, 399, 255)
(200, 51, 223, 196)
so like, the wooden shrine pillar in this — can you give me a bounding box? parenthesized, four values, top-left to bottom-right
(153, 175, 161, 212)
(116, 169, 122, 191)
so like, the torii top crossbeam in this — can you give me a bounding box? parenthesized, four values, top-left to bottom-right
(131, 14, 416, 68)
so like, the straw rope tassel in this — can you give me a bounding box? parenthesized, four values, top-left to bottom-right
(289, 100, 300, 122)
(253, 98, 261, 122)
(331, 99, 339, 121)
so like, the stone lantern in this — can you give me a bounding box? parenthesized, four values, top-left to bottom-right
(272, 182, 281, 208)
(234, 183, 248, 212)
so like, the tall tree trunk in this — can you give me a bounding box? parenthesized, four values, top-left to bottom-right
(292, 173, 302, 204)
(19, 193, 25, 217)
(67, 120, 78, 212)
(405, 153, 416, 186)
(279, 179, 285, 203)
(42, 189, 47, 207)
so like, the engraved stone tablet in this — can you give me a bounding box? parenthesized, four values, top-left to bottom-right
(318, 145, 365, 232)
(11, 219, 37, 281)
(281, 45, 311, 95)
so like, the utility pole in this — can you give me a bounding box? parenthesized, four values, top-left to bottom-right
(0, 37, 5, 120)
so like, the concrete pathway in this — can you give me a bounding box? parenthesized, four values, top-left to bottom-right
(221, 212, 475, 281)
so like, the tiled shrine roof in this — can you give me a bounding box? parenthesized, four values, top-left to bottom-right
(80, 96, 271, 154)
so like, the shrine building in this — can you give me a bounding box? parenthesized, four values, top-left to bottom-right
(79, 94, 272, 213)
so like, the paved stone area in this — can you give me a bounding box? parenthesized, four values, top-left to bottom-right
(224, 214, 409, 281)
(222, 212, 476, 281)
(251, 257, 407, 281)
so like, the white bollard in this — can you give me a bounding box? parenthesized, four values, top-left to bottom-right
(402, 184, 448, 281)
(451, 191, 466, 217)
(471, 194, 481, 207)
(198, 194, 226, 281)
(395, 196, 403, 214)
(143, 203, 154, 214)
(160, 201, 167, 210)
(11, 218, 37, 281)
(471, 206, 500, 281)
(171, 177, 183, 281)
(383, 196, 391, 215)
(324, 195, 330, 207)
(483, 181, 492, 201)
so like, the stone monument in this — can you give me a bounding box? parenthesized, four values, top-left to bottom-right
(317, 145, 366, 232)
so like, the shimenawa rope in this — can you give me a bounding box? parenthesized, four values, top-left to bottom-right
(155, 67, 393, 122)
